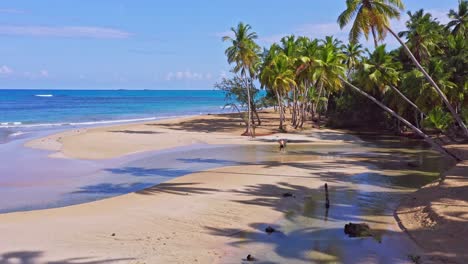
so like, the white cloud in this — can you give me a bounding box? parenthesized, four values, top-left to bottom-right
(0, 25, 132, 39)
(0, 65, 13, 75)
(22, 69, 50, 79)
(0, 9, 25, 14)
(165, 70, 213, 81)
(39, 70, 49, 77)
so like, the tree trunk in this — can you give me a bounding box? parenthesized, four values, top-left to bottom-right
(340, 77, 461, 161)
(252, 105, 261, 126)
(315, 82, 324, 123)
(292, 86, 297, 127)
(386, 26, 468, 138)
(244, 74, 253, 137)
(276, 90, 284, 130)
(371, 26, 379, 48)
(299, 86, 308, 128)
(389, 85, 425, 116)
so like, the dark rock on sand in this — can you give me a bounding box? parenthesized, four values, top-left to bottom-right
(246, 254, 256, 261)
(344, 223, 372, 237)
(265, 226, 276, 234)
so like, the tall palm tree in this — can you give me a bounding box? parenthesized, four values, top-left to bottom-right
(296, 37, 320, 127)
(343, 42, 364, 77)
(223, 22, 260, 137)
(399, 10, 443, 65)
(260, 53, 296, 130)
(314, 38, 346, 110)
(278, 36, 301, 126)
(446, 0, 468, 37)
(337, 0, 404, 47)
(337, 0, 468, 137)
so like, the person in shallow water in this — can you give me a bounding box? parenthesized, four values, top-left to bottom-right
(278, 138, 287, 152)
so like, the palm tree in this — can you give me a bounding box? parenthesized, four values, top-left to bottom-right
(278, 36, 301, 126)
(223, 22, 260, 137)
(337, 0, 404, 47)
(399, 10, 443, 65)
(313, 38, 346, 117)
(337, 0, 468, 137)
(296, 37, 320, 127)
(260, 52, 296, 130)
(358, 45, 424, 115)
(447, 0, 468, 37)
(343, 42, 364, 77)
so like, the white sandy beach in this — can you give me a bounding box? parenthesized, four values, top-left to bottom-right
(1, 111, 464, 263)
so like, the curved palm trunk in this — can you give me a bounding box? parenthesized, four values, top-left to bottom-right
(340, 77, 461, 161)
(386, 26, 468, 137)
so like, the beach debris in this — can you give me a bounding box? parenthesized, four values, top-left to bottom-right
(265, 226, 276, 234)
(278, 138, 287, 152)
(111, 233, 116, 237)
(246, 254, 256, 261)
(408, 254, 421, 264)
(344, 223, 372, 237)
(282, 192, 295, 198)
(324, 183, 330, 209)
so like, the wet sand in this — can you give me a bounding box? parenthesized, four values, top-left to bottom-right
(25, 111, 357, 160)
(396, 145, 468, 264)
(0, 111, 460, 263)
(0, 153, 430, 264)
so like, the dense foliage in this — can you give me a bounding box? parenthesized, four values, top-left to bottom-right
(218, 0, 467, 155)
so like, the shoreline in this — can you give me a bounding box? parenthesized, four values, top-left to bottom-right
(0, 149, 423, 263)
(25, 110, 356, 160)
(395, 145, 468, 264)
(0, 110, 465, 263)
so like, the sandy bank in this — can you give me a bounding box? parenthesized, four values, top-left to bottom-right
(0, 159, 374, 263)
(25, 111, 357, 160)
(396, 145, 468, 264)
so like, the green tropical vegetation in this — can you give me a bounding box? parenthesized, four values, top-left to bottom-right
(218, 0, 467, 160)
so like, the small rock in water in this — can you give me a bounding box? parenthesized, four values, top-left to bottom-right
(265, 226, 276, 234)
(282, 192, 294, 198)
(407, 162, 419, 168)
(344, 223, 372, 237)
(246, 254, 256, 261)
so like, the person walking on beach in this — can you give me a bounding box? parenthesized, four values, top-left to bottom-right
(278, 138, 287, 152)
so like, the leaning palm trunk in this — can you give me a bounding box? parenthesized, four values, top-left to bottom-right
(386, 26, 468, 138)
(340, 77, 461, 161)
(389, 85, 425, 116)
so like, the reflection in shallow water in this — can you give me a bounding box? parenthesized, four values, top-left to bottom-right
(0, 134, 455, 263)
(222, 138, 454, 264)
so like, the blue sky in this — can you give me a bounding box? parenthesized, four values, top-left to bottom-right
(0, 0, 459, 90)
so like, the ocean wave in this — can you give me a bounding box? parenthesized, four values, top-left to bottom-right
(35, 94, 53, 97)
(0, 116, 187, 129)
(8, 131, 28, 137)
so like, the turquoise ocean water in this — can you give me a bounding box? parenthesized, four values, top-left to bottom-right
(0, 89, 232, 142)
